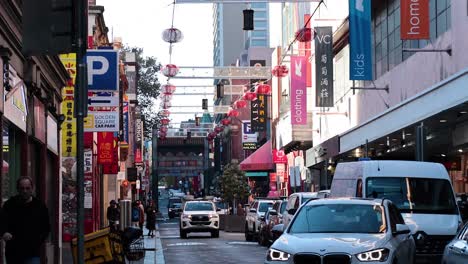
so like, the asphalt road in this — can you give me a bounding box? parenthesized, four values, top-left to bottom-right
(156, 192, 268, 264)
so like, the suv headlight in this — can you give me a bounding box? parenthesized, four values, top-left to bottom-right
(267, 248, 290, 262)
(209, 213, 219, 219)
(356, 248, 389, 262)
(182, 214, 192, 220)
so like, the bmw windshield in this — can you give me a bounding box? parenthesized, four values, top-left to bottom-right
(366, 177, 458, 214)
(289, 204, 385, 234)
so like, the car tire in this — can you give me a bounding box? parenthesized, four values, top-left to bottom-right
(180, 228, 187, 239)
(211, 230, 219, 238)
(245, 223, 253, 241)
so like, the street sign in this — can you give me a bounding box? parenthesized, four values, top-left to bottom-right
(88, 96, 119, 107)
(86, 50, 119, 91)
(84, 111, 119, 132)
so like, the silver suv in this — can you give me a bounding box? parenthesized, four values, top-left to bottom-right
(265, 198, 416, 264)
(245, 198, 275, 241)
(180, 200, 219, 238)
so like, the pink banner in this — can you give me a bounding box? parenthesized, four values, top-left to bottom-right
(291, 56, 307, 125)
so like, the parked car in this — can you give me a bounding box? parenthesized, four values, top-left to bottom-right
(168, 197, 183, 219)
(179, 200, 219, 238)
(266, 198, 416, 264)
(282, 192, 321, 227)
(245, 198, 276, 241)
(442, 221, 468, 264)
(330, 160, 462, 262)
(258, 200, 287, 246)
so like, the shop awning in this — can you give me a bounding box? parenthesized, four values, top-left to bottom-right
(240, 140, 274, 171)
(245, 172, 268, 177)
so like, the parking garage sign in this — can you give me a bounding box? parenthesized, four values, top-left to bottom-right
(86, 50, 119, 91)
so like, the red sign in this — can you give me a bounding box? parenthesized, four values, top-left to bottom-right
(135, 149, 143, 164)
(273, 149, 288, 163)
(401, 0, 429, 40)
(269, 172, 277, 183)
(97, 132, 114, 164)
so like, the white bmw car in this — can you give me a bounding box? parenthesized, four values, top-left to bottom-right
(265, 198, 415, 264)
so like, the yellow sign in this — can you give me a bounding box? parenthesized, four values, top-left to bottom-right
(60, 53, 77, 157)
(71, 228, 124, 264)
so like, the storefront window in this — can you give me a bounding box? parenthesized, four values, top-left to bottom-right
(2, 122, 21, 204)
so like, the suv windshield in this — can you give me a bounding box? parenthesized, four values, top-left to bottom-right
(259, 202, 274, 213)
(366, 177, 458, 214)
(185, 202, 214, 211)
(289, 204, 385, 234)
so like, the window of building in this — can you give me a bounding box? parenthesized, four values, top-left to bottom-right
(372, 0, 451, 79)
(252, 30, 267, 38)
(255, 20, 267, 28)
(251, 39, 267, 47)
(251, 3, 266, 9)
(254, 11, 267, 19)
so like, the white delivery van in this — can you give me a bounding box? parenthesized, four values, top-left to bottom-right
(330, 160, 461, 260)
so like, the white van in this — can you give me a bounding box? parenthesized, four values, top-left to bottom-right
(330, 160, 461, 260)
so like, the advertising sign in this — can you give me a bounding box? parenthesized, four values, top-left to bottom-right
(251, 94, 267, 132)
(84, 111, 119, 132)
(34, 97, 46, 143)
(242, 120, 258, 143)
(97, 132, 114, 165)
(273, 149, 288, 164)
(242, 142, 257, 150)
(86, 50, 119, 91)
(47, 116, 58, 153)
(84, 149, 93, 173)
(123, 102, 129, 142)
(401, 0, 429, 40)
(276, 163, 286, 182)
(349, 0, 372, 80)
(290, 56, 307, 125)
(315, 27, 334, 107)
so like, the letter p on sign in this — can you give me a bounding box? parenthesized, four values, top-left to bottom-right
(86, 50, 119, 91)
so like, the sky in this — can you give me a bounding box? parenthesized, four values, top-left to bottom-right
(96, 0, 215, 126)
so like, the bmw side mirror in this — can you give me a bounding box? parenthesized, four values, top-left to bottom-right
(393, 224, 411, 236)
(272, 224, 284, 236)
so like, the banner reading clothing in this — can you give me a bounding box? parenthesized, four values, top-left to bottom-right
(290, 56, 307, 125)
(401, 0, 429, 39)
(314, 27, 334, 107)
(349, 0, 372, 80)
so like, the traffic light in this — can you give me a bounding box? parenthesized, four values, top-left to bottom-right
(243, 9, 254, 31)
(216, 83, 224, 98)
(195, 117, 201, 126)
(202, 99, 208, 110)
(23, 0, 75, 55)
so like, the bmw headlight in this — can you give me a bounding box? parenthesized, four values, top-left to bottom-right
(267, 248, 290, 262)
(356, 248, 389, 262)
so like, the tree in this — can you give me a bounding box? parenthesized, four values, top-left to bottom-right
(123, 46, 163, 139)
(218, 163, 250, 211)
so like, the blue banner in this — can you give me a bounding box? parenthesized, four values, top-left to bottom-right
(349, 0, 372, 80)
(86, 50, 119, 91)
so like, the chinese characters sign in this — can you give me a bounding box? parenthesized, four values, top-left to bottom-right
(314, 27, 334, 107)
(97, 132, 114, 164)
(251, 94, 267, 132)
(60, 54, 77, 157)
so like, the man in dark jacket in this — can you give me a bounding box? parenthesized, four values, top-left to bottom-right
(107, 200, 120, 230)
(1, 176, 50, 264)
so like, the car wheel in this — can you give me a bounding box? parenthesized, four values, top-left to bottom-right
(211, 230, 219, 238)
(180, 228, 187, 239)
(245, 223, 253, 241)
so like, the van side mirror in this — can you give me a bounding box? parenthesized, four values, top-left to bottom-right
(393, 224, 411, 236)
(249, 208, 257, 213)
(288, 208, 297, 215)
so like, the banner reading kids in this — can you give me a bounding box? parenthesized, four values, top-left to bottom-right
(349, 0, 372, 80)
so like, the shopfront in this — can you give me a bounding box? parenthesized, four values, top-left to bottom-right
(240, 140, 274, 198)
(338, 69, 468, 194)
(305, 135, 339, 191)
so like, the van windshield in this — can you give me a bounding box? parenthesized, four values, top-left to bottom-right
(366, 177, 458, 214)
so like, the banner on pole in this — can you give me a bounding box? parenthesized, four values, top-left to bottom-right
(349, 0, 372, 80)
(314, 27, 334, 107)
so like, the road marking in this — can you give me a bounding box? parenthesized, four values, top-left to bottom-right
(166, 242, 207, 247)
(160, 222, 179, 225)
(227, 241, 258, 245)
(159, 235, 180, 239)
(155, 224, 165, 264)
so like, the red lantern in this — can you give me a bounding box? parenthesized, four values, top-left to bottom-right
(160, 126, 168, 133)
(161, 118, 170, 125)
(227, 109, 239, 117)
(295, 27, 313, 42)
(161, 64, 179, 77)
(234, 100, 247, 109)
(272, 65, 289, 77)
(221, 118, 231, 126)
(242, 91, 257, 101)
(162, 84, 176, 95)
(215, 126, 224, 133)
(256, 84, 271, 95)
(162, 28, 184, 43)
(162, 94, 172, 102)
(160, 109, 171, 116)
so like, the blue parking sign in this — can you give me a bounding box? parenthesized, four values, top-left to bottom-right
(86, 50, 119, 91)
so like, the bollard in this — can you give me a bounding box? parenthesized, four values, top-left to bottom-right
(119, 199, 132, 231)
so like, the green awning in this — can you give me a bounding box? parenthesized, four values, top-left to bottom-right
(245, 172, 268, 177)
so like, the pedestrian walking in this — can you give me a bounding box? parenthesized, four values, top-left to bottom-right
(236, 203, 245, 216)
(145, 201, 157, 237)
(106, 200, 120, 230)
(131, 201, 141, 228)
(137, 200, 145, 230)
(1, 176, 50, 264)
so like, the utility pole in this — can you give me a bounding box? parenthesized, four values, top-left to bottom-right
(152, 126, 159, 211)
(75, 0, 88, 263)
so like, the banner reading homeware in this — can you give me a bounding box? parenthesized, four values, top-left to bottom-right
(349, 0, 372, 80)
(290, 56, 307, 125)
(315, 27, 334, 107)
(401, 0, 429, 39)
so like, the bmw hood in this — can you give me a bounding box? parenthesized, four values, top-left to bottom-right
(271, 233, 387, 255)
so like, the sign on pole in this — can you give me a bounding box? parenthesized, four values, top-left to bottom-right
(84, 112, 119, 132)
(86, 50, 119, 91)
